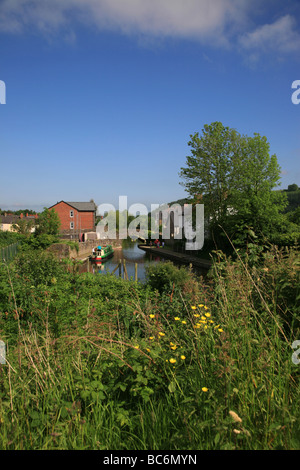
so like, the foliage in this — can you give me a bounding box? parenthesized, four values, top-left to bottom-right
(0, 246, 299, 450)
(145, 260, 198, 295)
(12, 218, 35, 235)
(0, 231, 23, 248)
(35, 207, 61, 236)
(179, 122, 288, 248)
(21, 233, 60, 250)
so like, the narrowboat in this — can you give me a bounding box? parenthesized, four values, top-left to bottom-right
(90, 245, 114, 262)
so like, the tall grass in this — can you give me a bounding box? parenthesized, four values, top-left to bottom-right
(0, 248, 299, 450)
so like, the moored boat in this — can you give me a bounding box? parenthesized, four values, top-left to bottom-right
(90, 245, 114, 262)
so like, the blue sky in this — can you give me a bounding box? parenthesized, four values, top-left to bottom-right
(0, 0, 300, 213)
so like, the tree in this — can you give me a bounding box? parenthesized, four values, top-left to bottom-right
(12, 218, 35, 236)
(179, 122, 287, 246)
(35, 208, 61, 236)
(229, 132, 287, 240)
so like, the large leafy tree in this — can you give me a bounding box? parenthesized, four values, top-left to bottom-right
(179, 122, 287, 246)
(35, 208, 61, 236)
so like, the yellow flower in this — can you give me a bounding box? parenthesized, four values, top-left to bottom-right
(169, 358, 176, 364)
(201, 316, 206, 320)
(218, 328, 224, 332)
(174, 317, 180, 321)
(202, 387, 208, 392)
(204, 306, 208, 310)
(134, 345, 139, 349)
(146, 348, 150, 352)
(171, 345, 177, 350)
(182, 320, 187, 324)
(191, 306, 196, 310)
(158, 332, 165, 336)
(194, 313, 200, 318)
(149, 336, 154, 340)
(205, 312, 211, 317)
(198, 304, 204, 307)
(149, 314, 155, 319)
(181, 355, 186, 360)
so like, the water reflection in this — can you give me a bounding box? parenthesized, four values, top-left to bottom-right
(81, 239, 208, 282)
(82, 239, 166, 282)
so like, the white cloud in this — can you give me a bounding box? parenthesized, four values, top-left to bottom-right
(0, 0, 299, 62)
(0, 0, 249, 45)
(239, 15, 300, 55)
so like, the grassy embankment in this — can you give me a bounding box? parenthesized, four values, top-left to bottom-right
(0, 244, 299, 450)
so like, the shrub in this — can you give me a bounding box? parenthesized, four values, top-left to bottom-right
(145, 261, 197, 294)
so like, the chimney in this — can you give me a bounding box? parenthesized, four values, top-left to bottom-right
(20, 213, 23, 218)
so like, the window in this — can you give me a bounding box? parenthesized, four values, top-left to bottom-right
(70, 210, 74, 217)
(70, 222, 74, 229)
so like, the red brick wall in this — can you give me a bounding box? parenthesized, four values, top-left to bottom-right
(51, 202, 95, 231)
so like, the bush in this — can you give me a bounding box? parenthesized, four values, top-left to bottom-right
(145, 261, 197, 294)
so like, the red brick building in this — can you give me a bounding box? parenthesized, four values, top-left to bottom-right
(48, 201, 96, 238)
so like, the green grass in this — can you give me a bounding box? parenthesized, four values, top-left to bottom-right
(0, 247, 299, 450)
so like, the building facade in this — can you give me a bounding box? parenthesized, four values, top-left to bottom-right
(48, 201, 97, 239)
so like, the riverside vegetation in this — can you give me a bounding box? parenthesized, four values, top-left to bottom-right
(0, 239, 299, 450)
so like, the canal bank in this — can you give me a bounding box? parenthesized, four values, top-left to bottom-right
(138, 244, 212, 270)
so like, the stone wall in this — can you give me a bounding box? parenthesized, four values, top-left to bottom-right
(47, 239, 122, 260)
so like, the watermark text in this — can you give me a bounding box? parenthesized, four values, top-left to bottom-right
(0, 80, 6, 104)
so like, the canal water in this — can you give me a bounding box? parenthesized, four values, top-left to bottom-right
(82, 239, 165, 282)
(81, 239, 208, 282)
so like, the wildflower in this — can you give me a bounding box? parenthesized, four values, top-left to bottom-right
(149, 336, 154, 340)
(174, 317, 180, 321)
(146, 348, 150, 352)
(180, 355, 186, 360)
(171, 345, 177, 350)
(202, 387, 208, 392)
(218, 328, 224, 332)
(169, 358, 176, 364)
(205, 312, 211, 317)
(191, 306, 196, 310)
(158, 332, 165, 336)
(182, 320, 187, 324)
(149, 314, 155, 319)
(134, 345, 139, 349)
(198, 304, 204, 307)
(194, 313, 200, 318)
(204, 306, 208, 310)
(201, 316, 206, 320)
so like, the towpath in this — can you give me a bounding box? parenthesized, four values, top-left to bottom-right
(138, 245, 212, 270)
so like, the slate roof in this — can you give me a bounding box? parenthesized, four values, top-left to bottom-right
(49, 201, 96, 212)
(0, 215, 20, 224)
